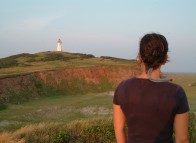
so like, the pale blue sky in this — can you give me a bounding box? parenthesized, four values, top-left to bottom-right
(0, 0, 196, 72)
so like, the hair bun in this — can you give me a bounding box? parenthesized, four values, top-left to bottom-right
(139, 33, 168, 70)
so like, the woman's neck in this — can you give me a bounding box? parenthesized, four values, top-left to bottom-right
(138, 67, 161, 79)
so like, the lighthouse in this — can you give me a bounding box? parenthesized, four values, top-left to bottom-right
(56, 39, 62, 51)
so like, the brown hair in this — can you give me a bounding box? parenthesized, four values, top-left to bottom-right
(139, 33, 168, 70)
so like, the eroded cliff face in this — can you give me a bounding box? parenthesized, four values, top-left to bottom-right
(0, 66, 140, 101)
(37, 66, 139, 85)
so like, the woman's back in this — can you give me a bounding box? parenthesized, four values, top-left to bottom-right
(113, 78, 189, 143)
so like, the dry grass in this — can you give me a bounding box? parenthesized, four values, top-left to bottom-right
(0, 132, 25, 143)
(0, 117, 114, 143)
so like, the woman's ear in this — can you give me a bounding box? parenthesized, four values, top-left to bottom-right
(162, 55, 168, 65)
(138, 53, 143, 63)
(137, 53, 141, 64)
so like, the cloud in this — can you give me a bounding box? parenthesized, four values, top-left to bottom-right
(21, 15, 62, 32)
(0, 14, 62, 37)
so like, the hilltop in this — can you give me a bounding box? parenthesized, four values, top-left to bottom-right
(0, 51, 137, 78)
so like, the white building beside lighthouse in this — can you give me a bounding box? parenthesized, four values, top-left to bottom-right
(56, 39, 62, 51)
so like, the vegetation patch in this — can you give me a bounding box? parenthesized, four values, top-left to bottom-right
(0, 104, 7, 111)
(72, 53, 95, 59)
(0, 53, 38, 68)
(0, 114, 195, 143)
(0, 118, 115, 143)
(2, 78, 61, 105)
(41, 53, 75, 62)
(100, 56, 133, 62)
(55, 76, 114, 95)
(0, 58, 18, 68)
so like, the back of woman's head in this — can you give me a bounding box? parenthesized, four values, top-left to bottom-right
(139, 33, 168, 70)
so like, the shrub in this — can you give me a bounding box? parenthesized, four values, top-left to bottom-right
(52, 131, 69, 143)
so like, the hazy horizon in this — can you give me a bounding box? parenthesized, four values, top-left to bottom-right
(0, 0, 196, 73)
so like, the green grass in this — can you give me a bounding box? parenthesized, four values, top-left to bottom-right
(0, 92, 113, 132)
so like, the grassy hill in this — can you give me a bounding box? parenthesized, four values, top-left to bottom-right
(0, 51, 139, 106)
(0, 51, 136, 78)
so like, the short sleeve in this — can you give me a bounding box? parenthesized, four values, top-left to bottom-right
(113, 81, 125, 105)
(175, 87, 189, 114)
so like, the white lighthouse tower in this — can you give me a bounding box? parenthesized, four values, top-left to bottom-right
(56, 39, 62, 51)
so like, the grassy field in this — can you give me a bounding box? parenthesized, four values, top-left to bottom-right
(0, 92, 114, 132)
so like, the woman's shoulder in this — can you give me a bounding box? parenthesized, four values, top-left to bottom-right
(120, 77, 141, 84)
(163, 81, 184, 91)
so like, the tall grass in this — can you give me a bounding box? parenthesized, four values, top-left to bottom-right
(0, 114, 195, 143)
(0, 118, 115, 143)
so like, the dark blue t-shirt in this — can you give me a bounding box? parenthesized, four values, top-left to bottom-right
(113, 78, 189, 143)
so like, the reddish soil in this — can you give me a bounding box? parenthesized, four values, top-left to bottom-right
(0, 66, 140, 98)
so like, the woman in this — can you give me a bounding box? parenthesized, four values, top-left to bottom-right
(113, 33, 189, 143)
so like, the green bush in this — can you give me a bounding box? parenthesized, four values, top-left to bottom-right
(52, 131, 70, 143)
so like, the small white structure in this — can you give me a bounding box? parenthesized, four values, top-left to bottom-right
(56, 39, 62, 51)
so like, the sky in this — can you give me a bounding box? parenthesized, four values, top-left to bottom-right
(0, 0, 196, 73)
